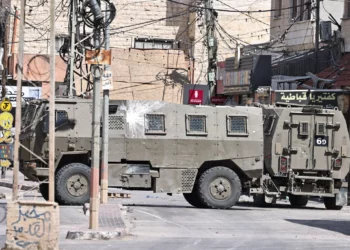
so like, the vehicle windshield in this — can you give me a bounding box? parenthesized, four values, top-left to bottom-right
(21, 101, 44, 134)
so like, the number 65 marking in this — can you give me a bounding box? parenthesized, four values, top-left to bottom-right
(316, 138, 327, 145)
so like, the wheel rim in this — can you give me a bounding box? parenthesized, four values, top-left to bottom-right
(209, 177, 232, 200)
(66, 174, 88, 197)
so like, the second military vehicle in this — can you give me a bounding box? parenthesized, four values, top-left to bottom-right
(19, 99, 349, 209)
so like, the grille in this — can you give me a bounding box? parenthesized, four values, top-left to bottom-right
(317, 123, 326, 135)
(181, 169, 197, 192)
(299, 122, 309, 136)
(109, 115, 124, 130)
(229, 116, 247, 134)
(188, 115, 206, 133)
(145, 114, 165, 133)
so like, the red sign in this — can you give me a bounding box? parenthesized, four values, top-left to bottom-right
(210, 96, 227, 105)
(188, 89, 203, 104)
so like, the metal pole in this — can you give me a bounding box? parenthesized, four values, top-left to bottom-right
(1, 11, 9, 98)
(12, 0, 26, 201)
(89, 29, 101, 229)
(315, 0, 320, 72)
(49, 0, 56, 202)
(69, 0, 76, 97)
(204, 0, 217, 100)
(101, 3, 110, 204)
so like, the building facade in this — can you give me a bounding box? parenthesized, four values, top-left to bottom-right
(270, 0, 343, 53)
(2, 0, 272, 103)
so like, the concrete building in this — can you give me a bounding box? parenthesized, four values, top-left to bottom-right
(2, 0, 272, 103)
(270, 0, 344, 53)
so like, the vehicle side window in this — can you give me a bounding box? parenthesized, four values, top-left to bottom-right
(227, 115, 248, 136)
(145, 114, 166, 135)
(186, 114, 208, 136)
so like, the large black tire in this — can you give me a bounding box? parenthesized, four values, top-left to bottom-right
(324, 197, 343, 210)
(289, 194, 309, 207)
(183, 192, 204, 208)
(39, 183, 49, 201)
(56, 163, 91, 205)
(183, 183, 205, 208)
(197, 167, 242, 209)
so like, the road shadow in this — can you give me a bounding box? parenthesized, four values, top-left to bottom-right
(286, 219, 350, 235)
(236, 202, 326, 211)
(123, 203, 254, 211)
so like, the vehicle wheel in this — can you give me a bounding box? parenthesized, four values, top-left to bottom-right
(197, 166, 242, 209)
(324, 197, 343, 210)
(56, 163, 91, 205)
(39, 183, 49, 201)
(289, 194, 309, 207)
(183, 184, 205, 208)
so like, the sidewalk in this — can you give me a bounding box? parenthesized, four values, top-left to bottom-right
(0, 170, 131, 243)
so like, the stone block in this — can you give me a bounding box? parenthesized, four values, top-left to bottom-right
(4, 201, 59, 250)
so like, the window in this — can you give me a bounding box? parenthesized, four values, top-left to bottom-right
(227, 116, 248, 136)
(109, 105, 118, 115)
(56, 110, 69, 127)
(291, 0, 298, 20)
(274, 0, 282, 18)
(145, 114, 166, 134)
(291, 0, 312, 21)
(298, 122, 309, 136)
(186, 114, 207, 135)
(109, 115, 124, 130)
(316, 122, 326, 136)
(346, 1, 350, 18)
(134, 38, 179, 50)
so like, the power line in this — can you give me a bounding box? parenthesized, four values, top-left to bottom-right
(167, 0, 309, 13)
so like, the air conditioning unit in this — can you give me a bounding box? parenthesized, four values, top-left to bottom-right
(320, 21, 332, 42)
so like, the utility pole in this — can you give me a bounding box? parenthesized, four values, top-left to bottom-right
(68, 0, 76, 97)
(315, 0, 320, 72)
(204, 0, 217, 101)
(101, 3, 110, 204)
(89, 29, 102, 230)
(12, 0, 26, 201)
(1, 11, 9, 98)
(49, 0, 56, 202)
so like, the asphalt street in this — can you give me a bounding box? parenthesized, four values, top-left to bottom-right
(61, 191, 350, 250)
(0, 179, 350, 249)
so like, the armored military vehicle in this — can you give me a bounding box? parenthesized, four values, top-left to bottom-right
(19, 99, 349, 209)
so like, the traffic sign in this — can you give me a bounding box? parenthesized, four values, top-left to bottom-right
(0, 159, 11, 168)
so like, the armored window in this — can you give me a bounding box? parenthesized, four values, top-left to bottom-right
(56, 110, 68, 127)
(316, 122, 326, 136)
(145, 114, 166, 134)
(299, 122, 309, 136)
(186, 114, 207, 135)
(227, 116, 248, 136)
(109, 105, 118, 115)
(109, 115, 124, 130)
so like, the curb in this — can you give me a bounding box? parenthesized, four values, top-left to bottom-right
(66, 229, 126, 240)
(0, 181, 38, 191)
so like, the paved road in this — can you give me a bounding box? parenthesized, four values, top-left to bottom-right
(59, 191, 350, 250)
(0, 173, 350, 250)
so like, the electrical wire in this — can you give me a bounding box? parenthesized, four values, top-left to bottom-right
(167, 0, 310, 13)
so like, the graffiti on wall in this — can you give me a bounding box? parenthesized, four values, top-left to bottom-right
(11, 205, 52, 248)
